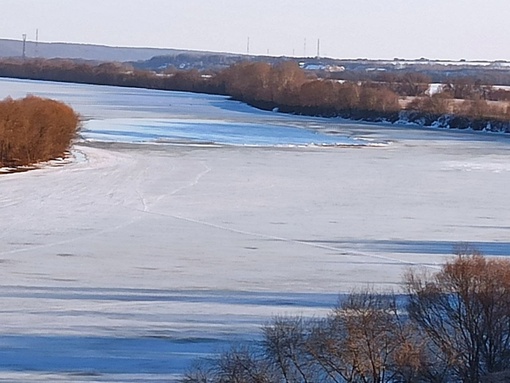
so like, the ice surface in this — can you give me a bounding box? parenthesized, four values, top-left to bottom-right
(1, 77, 510, 381)
(83, 118, 369, 147)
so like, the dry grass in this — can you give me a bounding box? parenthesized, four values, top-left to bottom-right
(0, 96, 79, 167)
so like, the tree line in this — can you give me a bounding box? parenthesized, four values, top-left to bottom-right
(218, 63, 510, 124)
(183, 249, 510, 383)
(1, 58, 510, 127)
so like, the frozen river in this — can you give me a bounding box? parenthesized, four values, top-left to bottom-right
(1, 78, 510, 382)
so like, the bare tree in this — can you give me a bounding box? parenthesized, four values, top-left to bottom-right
(182, 361, 214, 383)
(306, 316, 353, 383)
(183, 250, 510, 383)
(336, 292, 410, 383)
(308, 292, 425, 383)
(263, 316, 320, 383)
(215, 346, 273, 383)
(406, 248, 510, 383)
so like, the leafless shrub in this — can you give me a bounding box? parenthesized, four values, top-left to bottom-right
(407, 93, 453, 115)
(0, 95, 79, 167)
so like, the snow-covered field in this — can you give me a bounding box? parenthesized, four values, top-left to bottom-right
(1, 78, 510, 381)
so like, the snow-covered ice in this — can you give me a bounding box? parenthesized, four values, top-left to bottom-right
(1, 78, 510, 381)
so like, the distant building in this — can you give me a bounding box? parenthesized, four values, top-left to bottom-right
(299, 62, 345, 72)
(326, 65, 345, 73)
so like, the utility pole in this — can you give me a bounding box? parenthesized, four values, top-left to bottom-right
(35, 29, 39, 57)
(22, 34, 27, 60)
(247, 37, 250, 55)
(317, 38, 320, 58)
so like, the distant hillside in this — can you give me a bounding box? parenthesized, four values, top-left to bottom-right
(0, 38, 201, 62)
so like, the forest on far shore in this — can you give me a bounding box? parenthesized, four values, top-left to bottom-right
(1, 58, 510, 131)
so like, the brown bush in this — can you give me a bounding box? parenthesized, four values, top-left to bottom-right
(358, 85, 400, 113)
(407, 93, 453, 115)
(488, 88, 510, 102)
(454, 99, 510, 121)
(0, 96, 79, 167)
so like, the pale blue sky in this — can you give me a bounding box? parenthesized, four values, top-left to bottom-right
(2, 0, 509, 60)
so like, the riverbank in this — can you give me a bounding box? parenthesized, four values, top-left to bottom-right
(244, 98, 510, 133)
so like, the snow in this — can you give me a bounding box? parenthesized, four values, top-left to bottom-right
(388, 59, 510, 67)
(427, 83, 444, 95)
(1, 77, 510, 381)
